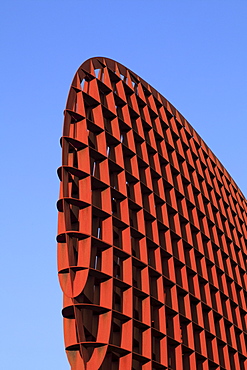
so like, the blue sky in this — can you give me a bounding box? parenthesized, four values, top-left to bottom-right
(0, 1, 246, 369)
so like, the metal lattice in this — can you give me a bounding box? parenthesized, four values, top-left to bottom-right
(57, 57, 247, 370)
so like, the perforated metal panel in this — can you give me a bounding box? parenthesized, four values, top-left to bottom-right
(57, 57, 247, 370)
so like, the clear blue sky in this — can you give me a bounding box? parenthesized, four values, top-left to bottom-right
(0, 1, 246, 369)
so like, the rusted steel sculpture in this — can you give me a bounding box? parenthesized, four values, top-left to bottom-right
(57, 57, 247, 370)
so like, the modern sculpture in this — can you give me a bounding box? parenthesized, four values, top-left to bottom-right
(57, 57, 247, 370)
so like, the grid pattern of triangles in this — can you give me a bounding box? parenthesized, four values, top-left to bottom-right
(57, 57, 247, 370)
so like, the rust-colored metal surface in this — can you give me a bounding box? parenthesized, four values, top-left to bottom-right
(57, 57, 247, 370)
